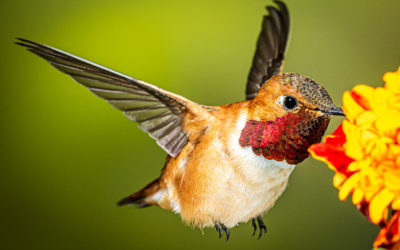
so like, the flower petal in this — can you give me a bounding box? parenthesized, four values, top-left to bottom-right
(384, 169, 400, 192)
(333, 173, 347, 188)
(339, 173, 360, 201)
(375, 113, 400, 132)
(332, 123, 346, 138)
(383, 66, 400, 94)
(352, 188, 364, 205)
(310, 68, 400, 236)
(365, 188, 381, 203)
(393, 197, 400, 210)
(356, 110, 376, 126)
(343, 91, 365, 121)
(369, 188, 395, 224)
(345, 139, 364, 160)
(309, 141, 355, 177)
(387, 144, 400, 160)
(373, 210, 400, 249)
(308, 123, 356, 177)
(373, 87, 392, 106)
(351, 85, 375, 110)
(370, 139, 388, 162)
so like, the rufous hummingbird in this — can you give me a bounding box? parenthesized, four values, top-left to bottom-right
(16, 1, 344, 241)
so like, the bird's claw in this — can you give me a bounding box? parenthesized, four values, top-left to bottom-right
(251, 218, 257, 237)
(256, 216, 267, 240)
(215, 222, 230, 241)
(215, 223, 222, 239)
(251, 216, 267, 239)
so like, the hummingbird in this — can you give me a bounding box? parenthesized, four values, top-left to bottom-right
(16, 1, 344, 241)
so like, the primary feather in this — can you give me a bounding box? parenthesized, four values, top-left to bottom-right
(246, 0, 290, 100)
(15, 38, 191, 157)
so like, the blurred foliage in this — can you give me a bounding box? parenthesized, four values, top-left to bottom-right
(1, 0, 399, 249)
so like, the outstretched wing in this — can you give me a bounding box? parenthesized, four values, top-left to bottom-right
(246, 1, 290, 100)
(16, 38, 192, 157)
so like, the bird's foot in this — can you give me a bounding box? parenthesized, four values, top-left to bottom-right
(251, 218, 257, 236)
(215, 222, 230, 241)
(251, 216, 267, 239)
(257, 216, 267, 240)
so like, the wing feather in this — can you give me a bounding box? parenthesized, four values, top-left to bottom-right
(16, 38, 192, 157)
(246, 1, 290, 100)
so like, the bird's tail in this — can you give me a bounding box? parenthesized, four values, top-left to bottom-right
(117, 178, 161, 208)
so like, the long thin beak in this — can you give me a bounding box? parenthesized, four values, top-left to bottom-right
(324, 107, 345, 116)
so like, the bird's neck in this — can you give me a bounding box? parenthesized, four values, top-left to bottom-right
(225, 110, 295, 185)
(239, 112, 330, 165)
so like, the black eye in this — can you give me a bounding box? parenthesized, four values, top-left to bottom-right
(283, 96, 298, 110)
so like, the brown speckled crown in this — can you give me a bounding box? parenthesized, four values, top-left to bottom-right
(280, 73, 335, 111)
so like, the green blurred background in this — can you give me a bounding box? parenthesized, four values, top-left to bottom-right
(1, 0, 400, 249)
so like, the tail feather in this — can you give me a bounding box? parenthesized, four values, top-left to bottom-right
(117, 178, 160, 208)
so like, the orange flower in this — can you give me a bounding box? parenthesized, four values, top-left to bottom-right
(309, 66, 400, 250)
(374, 211, 400, 250)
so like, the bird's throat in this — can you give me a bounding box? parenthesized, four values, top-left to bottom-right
(239, 113, 330, 165)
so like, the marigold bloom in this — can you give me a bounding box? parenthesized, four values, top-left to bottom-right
(309, 67, 400, 250)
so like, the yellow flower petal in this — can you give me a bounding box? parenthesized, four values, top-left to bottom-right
(345, 139, 364, 160)
(365, 188, 381, 203)
(352, 84, 376, 96)
(383, 169, 400, 192)
(375, 113, 400, 132)
(392, 196, 400, 210)
(348, 162, 359, 172)
(363, 167, 384, 188)
(352, 85, 375, 110)
(397, 131, 400, 144)
(373, 87, 392, 105)
(333, 173, 347, 188)
(352, 188, 364, 205)
(370, 140, 388, 162)
(359, 130, 376, 148)
(387, 144, 400, 160)
(310, 68, 400, 228)
(339, 173, 360, 201)
(382, 127, 398, 139)
(342, 119, 356, 135)
(364, 139, 376, 155)
(343, 91, 365, 120)
(356, 111, 376, 126)
(369, 188, 395, 224)
(350, 158, 372, 173)
(379, 136, 396, 144)
(382, 207, 389, 224)
(383, 67, 400, 94)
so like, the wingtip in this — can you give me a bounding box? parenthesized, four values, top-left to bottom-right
(14, 38, 42, 47)
(117, 197, 151, 208)
(265, 1, 288, 13)
(15, 37, 30, 43)
(117, 197, 129, 207)
(116, 195, 141, 207)
(14, 38, 32, 47)
(14, 41, 31, 49)
(273, 1, 289, 13)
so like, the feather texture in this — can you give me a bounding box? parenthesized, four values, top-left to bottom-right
(15, 38, 192, 157)
(246, 1, 290, 100)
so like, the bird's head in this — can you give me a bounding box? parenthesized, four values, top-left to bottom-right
(240, 73, 344, 165)
(249, 72, 343, 120)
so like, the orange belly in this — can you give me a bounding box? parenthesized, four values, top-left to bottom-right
(157, 111, 296, 228)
